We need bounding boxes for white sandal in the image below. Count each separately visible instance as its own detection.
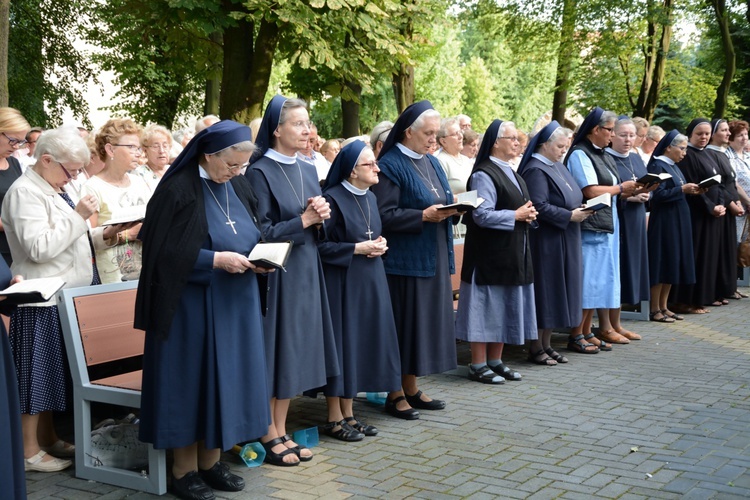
[24,450,72,472]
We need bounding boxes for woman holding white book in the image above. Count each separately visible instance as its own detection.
[2,126,128,473]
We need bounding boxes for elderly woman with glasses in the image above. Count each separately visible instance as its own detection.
[436,117,471,195]
[246,95,338,466]
[137,124,173,190]
[0,108,30,266]
[2,126,129,473]
[81,118,152,283]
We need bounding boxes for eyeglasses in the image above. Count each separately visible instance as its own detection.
[357,161,379,170]
[215,155,250,172]
[499,136,520,142]
[288,120,312,129]
[146,143,170,151]
[112,143,143,154]
[3,132,28,148]
[57,161,82,180]
[599,126,614,133]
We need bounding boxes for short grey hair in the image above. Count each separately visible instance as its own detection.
[598,111,618,128]
[647,125,665,141]
[438,118,461,141]
[195,114,220,133]
[614,118,635,133]
[408,109,441,133]
[671,134,688,147]
[540,126,573,148]
[142,124,173,147]
[370,120,393,149]
[278,98,308,126]
[34,126,90,165]
[214,141,256,157]
[496,121,516,140]
[632,117,649,131]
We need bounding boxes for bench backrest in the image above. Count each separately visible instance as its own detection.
[74,288,143,366]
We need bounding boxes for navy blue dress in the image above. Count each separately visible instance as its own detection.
[139,179,271,451]
[316,184,401,398]
[647,158,695,286]
[247,156,339,399]
[521,156,583,329]
[0,259,25,499]
[609,151,650,304]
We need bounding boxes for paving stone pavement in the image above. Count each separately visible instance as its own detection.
[27,287,750,499]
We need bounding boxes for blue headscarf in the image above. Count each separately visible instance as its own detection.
[646,129,680,170]
[473,119,503,171]
[322,140,368,192]
[160,120,252,184]
[250,95,288,165]
[564,106,604,163]
[378,100,435,160]
[517,120,561,174]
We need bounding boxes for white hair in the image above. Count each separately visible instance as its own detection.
[34,126,90,165]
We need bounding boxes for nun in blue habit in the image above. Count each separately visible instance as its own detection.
[246,95,338,463]
[455,119,538,384]
[646,129,698,321]
[518,121,587,364]
[370,100,458,419]
[313,140,401,440]
[136,120,272,497]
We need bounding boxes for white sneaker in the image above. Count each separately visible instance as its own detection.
[24,450,72,472]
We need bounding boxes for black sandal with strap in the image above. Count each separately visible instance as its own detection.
[584,333,612,351]
[280,434,312,462]
[568,334,599,354]
[344,416,378,436]
[544,347,568,364]
[528,349,557,366]
[321,420,364,442]
[261,437,299,467]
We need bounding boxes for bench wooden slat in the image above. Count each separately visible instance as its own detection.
[91,370,143,391]
[74,289,144,366]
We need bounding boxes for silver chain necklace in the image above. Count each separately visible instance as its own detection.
[202,179,237,234]
[408,157,440,198]
[274,159,305,211]
[351,192,373,240]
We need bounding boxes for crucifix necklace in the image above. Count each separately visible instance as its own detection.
[274,160,305,212]
[618,155,638,181]
[546,163,572,190]
[352,193,373,240]
[203,179,237,234]
[409,157,440,198]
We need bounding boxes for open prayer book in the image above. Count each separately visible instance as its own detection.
[698,174,721,189]
[637,172,672,187]
[248,241,292,271]
[583,192,612,212]
[102,206,147,226]
[436,190,485,211]
[0,277,65,304]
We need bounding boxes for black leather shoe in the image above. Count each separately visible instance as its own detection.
[405,390,446,410]
[385,395,420,420]
[199,462,245,492]
[171,471,215,500]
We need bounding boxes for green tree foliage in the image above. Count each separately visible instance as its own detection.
[8,0,94,127]
[414,19,465,117]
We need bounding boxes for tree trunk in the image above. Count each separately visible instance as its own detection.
[341,81,361,137]
[0,0,9,106]
[220,16,279,122]
[641,0,673,120]
[634,0,658,116]
[392,64,415,113]
[204,31,222,116]
[551,0,576,124]
[712,0,735,118]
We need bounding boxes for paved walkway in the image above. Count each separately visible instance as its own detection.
[27,288,750,499]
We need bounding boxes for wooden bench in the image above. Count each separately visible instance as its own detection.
[57,281,166,495]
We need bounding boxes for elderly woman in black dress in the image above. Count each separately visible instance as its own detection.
[647,130,701,321]
[519,121,590,364]
[371,100,459,419]
[316,141,401,440]
[137,121,273,499]
[247,96,338,463]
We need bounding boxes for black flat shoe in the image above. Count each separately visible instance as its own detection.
[199,462,245,492]
[344,416,379,436]
[260,437,299,467]
[385,396,420,420]
[490,362,522,381]
[321,420,364,442]
[171,471,215,500]
[404,390,446,410]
